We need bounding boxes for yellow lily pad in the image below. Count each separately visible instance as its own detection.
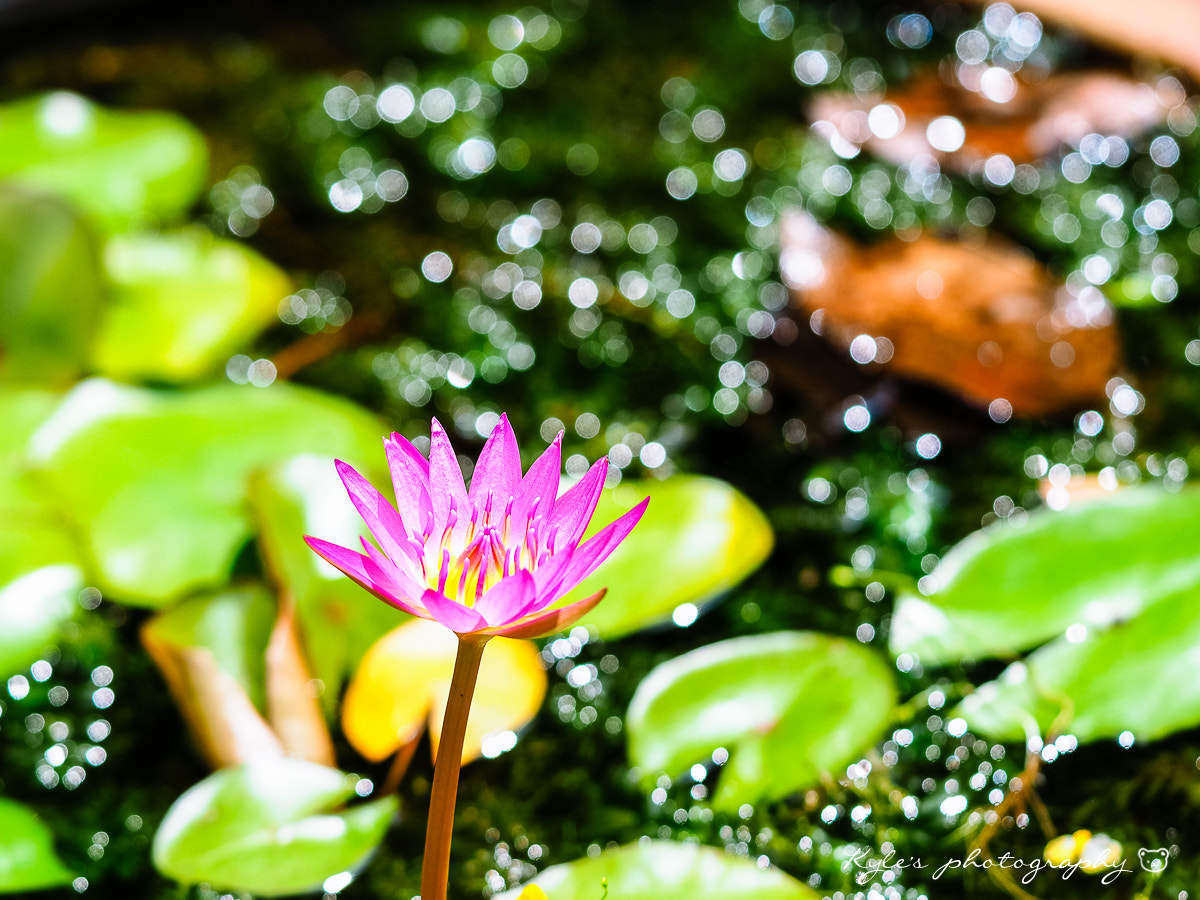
[342,618,547,764]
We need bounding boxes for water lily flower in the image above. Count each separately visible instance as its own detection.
[305,414,647,640]
[307,413,645,900]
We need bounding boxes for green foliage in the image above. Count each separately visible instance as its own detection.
[627,632,897,811]
[32,379,386,604]
[92,228,292,382]
[0,92,207,231]
[958,584,1200,743]
[151,760,396,896]
[0,187,104,387]
[494,840,819,900]
[0,798,74,892]
[571,476,775,638]
[890,487,1200,664]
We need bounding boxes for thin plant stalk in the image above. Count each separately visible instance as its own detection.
[420,635,491,900]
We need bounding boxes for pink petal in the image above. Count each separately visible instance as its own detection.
[358,536,428,601]
[468,413,522,508]
[538,497,649,604]
[474,569,537,627]
[428,418,469,531]
[512,432,562,527]
[546,457,608,550]
[334,460,420,566]
[304,536,428,618]
[420,589,489,634]
[384,433,433,536]
[482,589,607,639]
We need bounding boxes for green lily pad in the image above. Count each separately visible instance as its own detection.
[494,840,818,900]
[250,455,401,708]
[0,388,61,516]
[957,585,1200,744]
[0,187,104,387]
[152,759,395,897]
[627,631,897,811]
[0,524,83,678]
[570,476,774,639]
[0,798,74,892]
[890,488,1200,665]
[31,379,386,605]
[91,228,292,383]
[0,92,207,230]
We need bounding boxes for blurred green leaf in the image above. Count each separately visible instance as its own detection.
[627,632,896,811]
[152,759,395,897]
[0,92,207,230]
[250,456,400,708]
[0,524,82,678]
[0,798,74,892]
[889,488,1200,665]
[0,388,60,516]
[569,476,774,638]
[0,187,104,387]
[494,840,818,900]
[957,585,1200,744]
[32,379,386,605]
[91,228,292,383]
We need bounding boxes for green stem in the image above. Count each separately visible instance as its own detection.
[420,635,490,900]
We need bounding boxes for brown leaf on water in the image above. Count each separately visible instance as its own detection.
[809,69,1175,171]
[964,0,1200,83]
[780,210,1121,417]
[141,629,285,769]
[265,597,336,766]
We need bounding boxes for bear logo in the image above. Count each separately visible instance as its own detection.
[1138,848,1170,872]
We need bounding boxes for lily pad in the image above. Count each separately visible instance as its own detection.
[493,840,818,900]
[152,759,395,897]
[342,617,546,764]
[890,488,1200,665]
[91,228,292,382]
[0,92,207,230]
[0,798,74,892]
[627,631,896,811]
[250,455,400,706]
[0,524,83,678]
[568,476,774,639]
[957,585,1200,744]
[0,187,104,387]
[31,379,386,605]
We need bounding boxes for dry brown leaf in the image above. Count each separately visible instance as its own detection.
[141,630,285,769]
[966,0,1200,82]
[809,69,1172,170]
[780,210,1120,417]
[265,597,336,766]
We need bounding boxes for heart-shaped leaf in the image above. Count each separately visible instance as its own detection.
[568,476,774,639]
[493,840,818,900]
[152,759,395,897]
[31,378,386,605]
[250,455,401,708]
[0,187,104,387]
[342,617,546,765]
[889,488,1200,665]
[0,798,73,892]
[627,631,896,811]
[0,92,207,231]
[957,585,1200,744]
[91,228,292,383]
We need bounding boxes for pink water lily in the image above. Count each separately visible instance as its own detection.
[305,414,647,639]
